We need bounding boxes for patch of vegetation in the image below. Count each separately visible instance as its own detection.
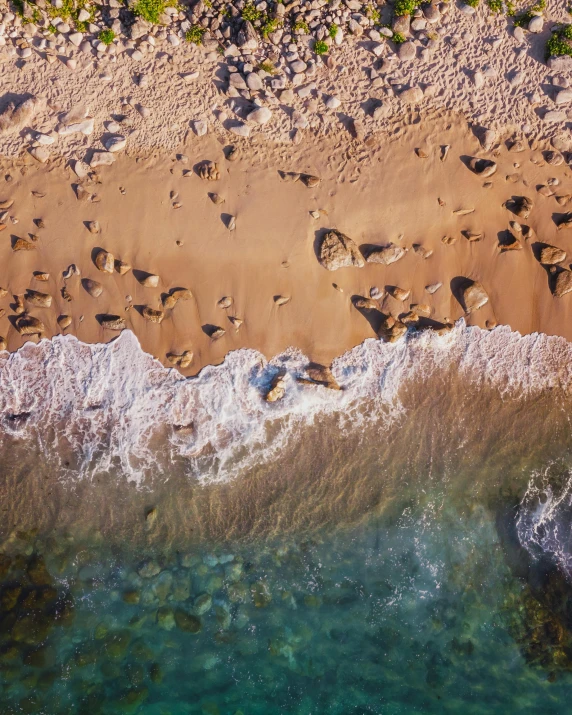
[465,0,480,7]
[393,0,417,16]
[258,60,276,73]
[366,4,380,24]
[545,24,572,59]
[314,39,328,54]
[186,24,206,43]
[47,23,57,33]
[293,20,310,33]
[241,2,262,22]
[487,0,503,12]
[329,23,338,39]
[132,0,168,24]
[392,31,406,43]
[98,28,115,44]
[261,17,281,37]
[514,0,545,27]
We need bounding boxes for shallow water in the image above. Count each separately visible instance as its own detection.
[2,324,572,713]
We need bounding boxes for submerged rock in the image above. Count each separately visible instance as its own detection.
[266,374,286,402]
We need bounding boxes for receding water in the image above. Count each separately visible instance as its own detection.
[2,325,572,713]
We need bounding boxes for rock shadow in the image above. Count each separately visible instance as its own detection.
[450,276,474,312]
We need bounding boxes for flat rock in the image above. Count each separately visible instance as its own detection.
[142,306,164,323]
[247,107,272,125]
[82,278,103,298]
[366,243,407,265]
[103,135,126,153]
[400,87,423,104]
[318,229,365,270]
[29,147,49,163]
[539,244,566,265]
[461,281,488,313]
[100,315,126,331]
[90,151,115,168]
[553,270,572,297]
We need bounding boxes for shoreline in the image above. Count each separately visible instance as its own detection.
[0,109,571,374]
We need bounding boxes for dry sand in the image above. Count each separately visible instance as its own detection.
[0,108,571,374]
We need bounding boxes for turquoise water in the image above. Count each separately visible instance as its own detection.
[2,483,572,714]
[2,326,572,712]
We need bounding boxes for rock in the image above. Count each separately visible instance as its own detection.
[504,195,532,219]
[95,250,114,273]
[29,147,50,163]
[0,337,6,351]
[389,286,410,302]
[82,279,103,298]
[425,282,442,294]
[247,107,272,125]
[468,157,497,177]
[100,315,126,331]
[318,230,365,270]
[400,86,423,104]
[217,296,233,309]
[354,298,378,310]
[193,593,212,615]
[398,42,416,62]
[553,269,572,297]
[12,237,35,251]
[167,350,193,369]
[557,213,572,230]
[266,374,286,402]
[86,221,100,234]
[90,151,115,168]
[528,15,543,33]
[300,174,320,188]
[57,315,72,329]
[15,314,45,337]
[473,70,484,89]
[539,244,566,265]
[198,161,219,181]
[379,315,407,343]
[209,327,225,340]
[366,243,407,265]
[301,364,341,390]
[193,120,207,136]
[174,610,201,634]
[25,290,51,308]
[460,281,488,313]
[480,128,497,151]
[104,136,126,153]
[555,90,572,106]
[229,123,251,137]
[139,273,159,288]
[325,96,341,110]
[546,151,564,166]
[0,96,43,135]
[548,56,572,72]
[142,307,164,323]
[57,118,94,136]
[544,110,567,123]
[115,260,131,275]
[72,160,89,179]
[274,295,290,306]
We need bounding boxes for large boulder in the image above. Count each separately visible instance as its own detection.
[539,244,566,265]
[318,230,365,270]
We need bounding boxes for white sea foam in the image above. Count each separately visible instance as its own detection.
[0,321,571,484]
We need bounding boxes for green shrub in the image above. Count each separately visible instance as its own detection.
[241,2,261,22]
[293,20,310,33]
[98,28,115,44]
[186,25,206,43]
[314,39,328,54]
[366,4,380,23]
[329,23,338,38]
[258,60,276,73]
[487,0,503,12]
[261,17,281,37]
[392,31,406,43]
[465,0,479,7]
[132,0,167,24]
[545,24,572,59]
[514,0,546,27]
[393,0,417,16]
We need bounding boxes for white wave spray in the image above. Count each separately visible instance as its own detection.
[0,321,571,484]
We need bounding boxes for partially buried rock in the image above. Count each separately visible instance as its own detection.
[15,314,45,337]
[217,296,233,309]
[167,350,193,368]
[139,273,160,288]
[82,278,103,298]
[366,243,407,265]
[468,158,497,178]
[266,374,286,402]
[12,237,35,251]
[174,610,201,634]
[100,315,126,331]
[103,135,126,153]
[504,196,532,219]
[354,297,379,310]
[58,315,72,329]
[115,259,131,275]
[388,286,410,302]
[25,290,52,308]
[274,295,290,306]
[86,220,100,234]
[426,282,442,294]
[318,229,365,271]
[552,269,572,297]
[302,364,341,390]
[300,174,320,188]
[142,306,164,323]
[539,244,566,265]
[557,213,572,231]
[198,161,219,181]
[460,280,488,313]
[0,337,6,351]
[95,249,114,273]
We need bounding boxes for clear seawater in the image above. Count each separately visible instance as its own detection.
[2,325,572,713]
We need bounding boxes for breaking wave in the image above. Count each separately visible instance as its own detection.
[0,320,571,484]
